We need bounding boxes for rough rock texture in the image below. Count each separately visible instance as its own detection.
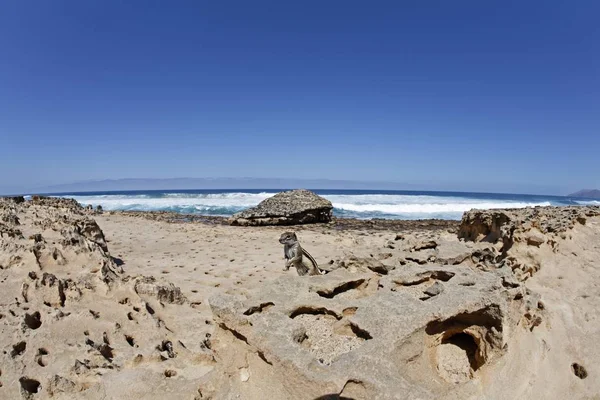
[229,189,333,226]
[458,206,600,280]
[200,265,527,399]
[0,198,213,399]
[197,206,600,399]
[458,206,600,246]
[29,195,82,210]
[1,196,26,204]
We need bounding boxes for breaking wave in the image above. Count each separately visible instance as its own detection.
[61,191,564,220]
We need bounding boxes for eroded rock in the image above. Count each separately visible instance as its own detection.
[229,189,333,226]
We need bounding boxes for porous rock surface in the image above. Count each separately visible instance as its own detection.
[0,197,212,399]
[201,205,600,399]
[229,189,333,226]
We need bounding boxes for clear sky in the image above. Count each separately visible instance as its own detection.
[1,1,598,195]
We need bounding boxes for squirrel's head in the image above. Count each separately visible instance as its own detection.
[279,231,298,245]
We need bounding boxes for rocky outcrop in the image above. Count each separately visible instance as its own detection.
[0,198,205,400]
[458,206,600,280]
[134,276,187,304]
[199,264,536,399]
[0,196,25,204]
[229,189,333,226]
[30,195,82,210]
[458,206,600,246]
[198,206,600,399]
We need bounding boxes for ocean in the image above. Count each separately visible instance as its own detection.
[44,189,599,221]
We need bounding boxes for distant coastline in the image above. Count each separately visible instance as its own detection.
[569,189,600,199]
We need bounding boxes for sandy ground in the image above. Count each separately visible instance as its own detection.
[95,214,437,321]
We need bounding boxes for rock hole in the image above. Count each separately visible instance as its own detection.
[19,377,41,394]
[257,350,272,365]
[243,302,275,316]
[98,344,114,361]
[316,279,366,299]
[58,281,66,307]
[89,310,100,319]
[572,363,588,379]
[11,341,27,357]
[125,335,135,347]
[127,312,134,321]
[159,340,175,358]
[426,305,504,383]
[349,323,372,340]
[35,348,49,367]
[145,303,155,315]
[397,271,456,287]
[442,333,480,371]
[289,306,341,320]
[24,311,42,329]
[164,369,177,377]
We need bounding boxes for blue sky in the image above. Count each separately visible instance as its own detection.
[1,1,598,195]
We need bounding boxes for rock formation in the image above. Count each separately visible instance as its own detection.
[2,198,599,399]
[229,189,333,226]
[199,205,600,399]
[0,197,212,399]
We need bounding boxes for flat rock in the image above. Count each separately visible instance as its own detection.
[435,241,472,265]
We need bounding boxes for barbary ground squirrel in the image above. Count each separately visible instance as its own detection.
[279,231,323,276]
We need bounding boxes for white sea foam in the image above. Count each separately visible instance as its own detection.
[67,192,276,213]
[575,200,600,206]
[331,201,551,214]
[63,192,556,220]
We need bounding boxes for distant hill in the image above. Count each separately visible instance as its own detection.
[569,189,600,199]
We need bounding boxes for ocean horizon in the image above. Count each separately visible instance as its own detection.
[40,189,600,221]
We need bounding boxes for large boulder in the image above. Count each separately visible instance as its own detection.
[229,189,333,226]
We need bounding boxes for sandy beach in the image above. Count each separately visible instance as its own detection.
[1,196,599,399]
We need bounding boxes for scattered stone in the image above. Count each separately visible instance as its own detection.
[525,231,546,247]
[134,277,187,304]
[412,239,438,251]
